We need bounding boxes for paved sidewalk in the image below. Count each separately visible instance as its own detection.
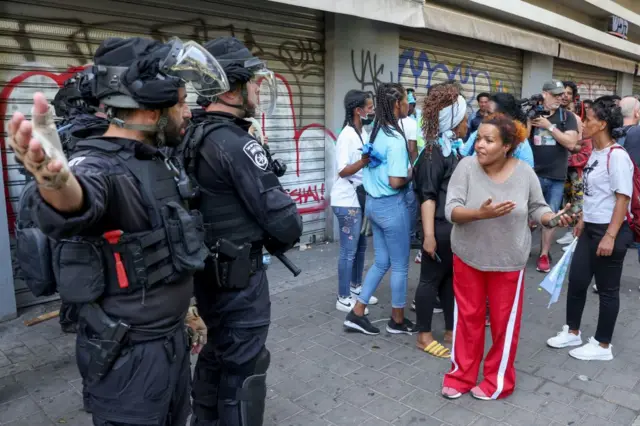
[1,237,640,425]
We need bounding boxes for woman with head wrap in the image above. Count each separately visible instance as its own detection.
[442,114,573,401]
[459,93,535,168]
[412,84,467,358]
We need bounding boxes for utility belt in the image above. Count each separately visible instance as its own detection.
[78,303,185,385]
[211,239,264,290]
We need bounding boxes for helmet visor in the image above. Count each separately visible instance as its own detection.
[251,64,277,117]
[164,39,230,99]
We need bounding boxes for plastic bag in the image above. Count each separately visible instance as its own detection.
[540,237,578,307]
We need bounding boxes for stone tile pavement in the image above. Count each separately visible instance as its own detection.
[1,235,640,425]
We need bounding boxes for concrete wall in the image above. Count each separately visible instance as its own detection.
[522,52,554,98]
[324,13,399,240]
[617,72,635,96]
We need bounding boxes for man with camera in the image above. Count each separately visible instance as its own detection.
[531,80,580,272]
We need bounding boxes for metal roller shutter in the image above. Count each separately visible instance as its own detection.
[1,0,326,308]
[399,28,523,118]
[634,76,640,97]
[553,59,617,101]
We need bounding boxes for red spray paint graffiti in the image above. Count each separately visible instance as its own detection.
[1,68,334,232]
[261,73,335,215]
[0,66,87,234]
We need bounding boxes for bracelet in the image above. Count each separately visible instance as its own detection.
[606,231,616,239]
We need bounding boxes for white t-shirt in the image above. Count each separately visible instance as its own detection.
[330,126,368,208]
[582,144,634,224]
[399,117,417,141]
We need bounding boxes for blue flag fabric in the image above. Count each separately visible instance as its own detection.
[540,237,578,308]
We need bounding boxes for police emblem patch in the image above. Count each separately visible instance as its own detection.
[243,141,268,170]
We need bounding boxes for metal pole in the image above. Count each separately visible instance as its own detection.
[0,156,17,322]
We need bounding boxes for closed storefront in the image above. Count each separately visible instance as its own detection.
[1,0,326,308]
[399,28,524,118]
[634,75,640,97]
[553,59,617,101]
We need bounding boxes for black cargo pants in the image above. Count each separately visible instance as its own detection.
[76,325,191,425]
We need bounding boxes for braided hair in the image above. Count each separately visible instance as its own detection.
[370,83,407,144]
[420,83,460,155]
[343,90,372,141]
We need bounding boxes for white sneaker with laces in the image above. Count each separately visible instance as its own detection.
[557,231,574,245]
[336,296,368,315]
[351,285,378,305]
[569,337,613,361]
[547,325,583,349]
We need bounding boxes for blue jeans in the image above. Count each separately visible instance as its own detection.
[333,207,367,297]
[358,192,411,308]
[538,176,565,212]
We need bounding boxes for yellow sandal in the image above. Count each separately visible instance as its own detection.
[422,341,450,358]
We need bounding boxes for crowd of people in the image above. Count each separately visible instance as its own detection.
[330,78,640,400]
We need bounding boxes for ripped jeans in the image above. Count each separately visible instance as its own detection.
[333,207,367,298]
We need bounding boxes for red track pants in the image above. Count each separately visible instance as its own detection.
[443,255,525,399]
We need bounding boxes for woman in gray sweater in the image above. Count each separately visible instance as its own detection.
[441,113,573,401]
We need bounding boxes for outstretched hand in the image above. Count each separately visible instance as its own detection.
[478,197,516,220]
[8,93,68,188]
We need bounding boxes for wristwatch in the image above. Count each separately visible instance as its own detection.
[548,124,557,132]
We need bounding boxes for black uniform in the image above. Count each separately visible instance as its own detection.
[188,110,303,426]
[23,136,206,425]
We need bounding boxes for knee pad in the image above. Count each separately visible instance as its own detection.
[218,347,271,426]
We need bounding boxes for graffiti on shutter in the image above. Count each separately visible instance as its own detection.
[398,30,523,120]
[1,6,332,245]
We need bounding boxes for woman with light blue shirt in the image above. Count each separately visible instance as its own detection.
[343,83,414,336]
[460,93,535,168]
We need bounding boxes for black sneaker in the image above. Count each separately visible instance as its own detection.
[386,318,415,335]
[344,311,380,335]
[433,298,443,314]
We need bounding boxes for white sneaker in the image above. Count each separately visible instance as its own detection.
[569,337,613,361]
[351,285,378,305]
[336,296,368,315]
[557,231,574,245]
[562,245,571,252]
[547,325,583,349]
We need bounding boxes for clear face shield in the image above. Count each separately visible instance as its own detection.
[245,58,277,117]
[160,38,230,102]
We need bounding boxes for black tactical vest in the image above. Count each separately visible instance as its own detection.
[181,121,265,248]
[15,138,209,304]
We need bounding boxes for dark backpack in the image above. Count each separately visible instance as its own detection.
[607,146,640,242]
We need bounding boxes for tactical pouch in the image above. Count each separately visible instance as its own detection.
[161,201,208,273]
[214,240,253,290]
[14,226,57,297]
[54,239,106,303]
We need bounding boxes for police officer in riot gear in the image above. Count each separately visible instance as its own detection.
[8,36,228,425]
[183,37,303,426]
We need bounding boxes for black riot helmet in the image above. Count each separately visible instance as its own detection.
[198,36,277,116]
[52,69,99,119]
[91,36,229,145]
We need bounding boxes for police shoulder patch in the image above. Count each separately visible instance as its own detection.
[243,140,268,171]
[68,157,86,168]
